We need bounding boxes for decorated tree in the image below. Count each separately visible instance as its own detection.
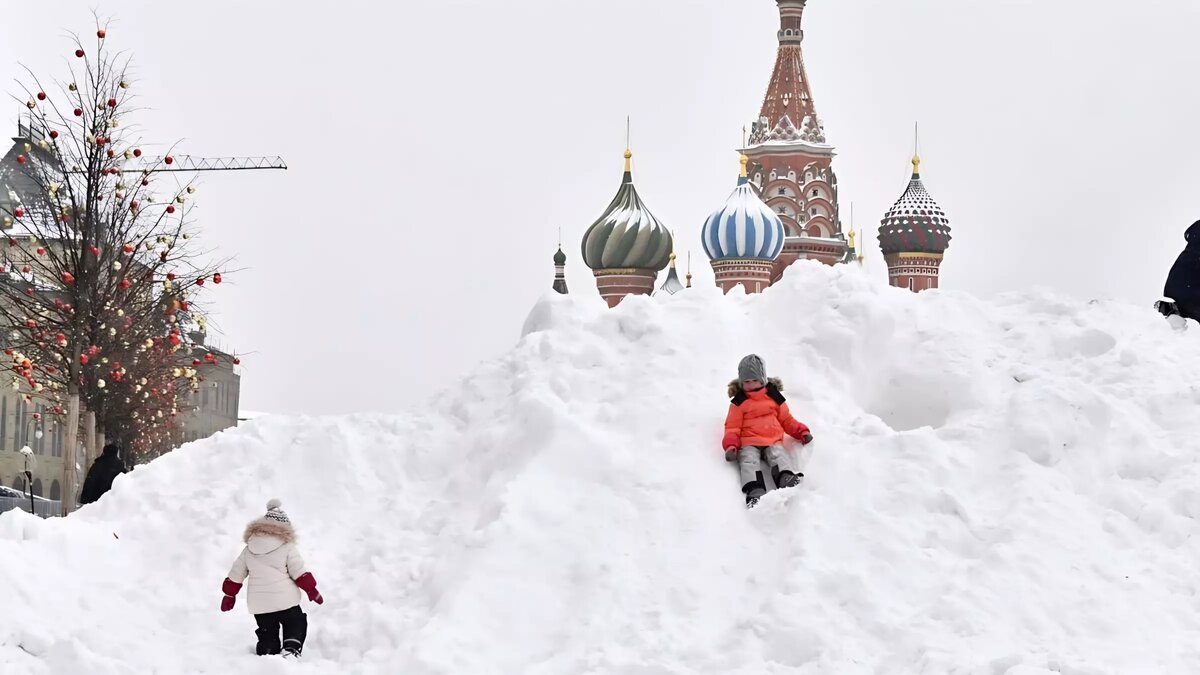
[0,22,236,512]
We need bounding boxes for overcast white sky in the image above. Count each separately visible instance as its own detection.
[2,0,1198,415]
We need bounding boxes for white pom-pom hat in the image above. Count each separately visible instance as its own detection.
[263,498,290,524]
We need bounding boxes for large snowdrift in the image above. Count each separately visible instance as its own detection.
[2,262,1199,674]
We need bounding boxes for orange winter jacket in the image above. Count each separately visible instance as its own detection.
[722,378,811,450]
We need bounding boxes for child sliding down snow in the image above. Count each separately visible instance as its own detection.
[220,500,325,658]
[723,354,814,507]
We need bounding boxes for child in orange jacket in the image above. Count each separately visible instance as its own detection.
[722,354,813,507]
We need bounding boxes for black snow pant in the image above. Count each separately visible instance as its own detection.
[254,605,307,656]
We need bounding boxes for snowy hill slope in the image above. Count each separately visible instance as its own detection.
[3,262,1200,674]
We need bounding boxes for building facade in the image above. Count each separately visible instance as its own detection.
[562,0,955,305]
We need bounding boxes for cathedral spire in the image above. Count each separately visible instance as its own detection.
[752,0,818,142]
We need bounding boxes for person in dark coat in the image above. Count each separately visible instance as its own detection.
[79,443,127,505]
[1163,221,1200,322]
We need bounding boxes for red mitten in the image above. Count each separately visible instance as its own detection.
[721,431,740,453]
[221,578,242,612]
[787,421,812,444]
[295,572,323,605]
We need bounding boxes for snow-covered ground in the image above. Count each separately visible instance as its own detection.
[2,261,1199,674]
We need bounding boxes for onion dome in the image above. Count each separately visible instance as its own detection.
[656,252,685,295]
[553,246,567,266]
[581,150,672,271]
[702,154,786,261]
[878,155,952,255]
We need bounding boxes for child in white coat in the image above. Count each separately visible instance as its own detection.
[220,499,325,657]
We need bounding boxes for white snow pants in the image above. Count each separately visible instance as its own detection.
[738,444,797,496]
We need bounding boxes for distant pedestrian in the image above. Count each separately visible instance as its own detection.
[79,443,126,505]
[1162,220,1200,322]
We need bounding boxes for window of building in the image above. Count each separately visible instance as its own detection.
[50,480,60,501]
[811,190,819,197]
[32,478,42,497]
[908,278,914,291]
[777,188,786,196]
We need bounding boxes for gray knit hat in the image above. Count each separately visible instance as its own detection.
[738,354,767,384]
[263,498,290,524]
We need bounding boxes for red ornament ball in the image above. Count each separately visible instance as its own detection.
[233,358,241,365]
[49,130,58,140]
[75,49,85,58]
[14,208,24,218]
[164,156,174,165]
[36,92,46,101]
[97,29,106,38]
[133,148,142,158]
[213,273,223,284]
[74,108,83,117]
[16,155,26,165]
[166,205,176,214]
[107,98,117,108]
[122,244,134,253]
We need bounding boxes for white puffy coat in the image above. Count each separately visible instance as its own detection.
[227,518,308,615]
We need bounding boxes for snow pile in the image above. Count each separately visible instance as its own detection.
[2,261,1200,674]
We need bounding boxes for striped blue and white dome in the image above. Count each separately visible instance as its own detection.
[701,158,786,262]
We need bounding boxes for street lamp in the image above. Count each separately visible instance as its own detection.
[19,445,35,515]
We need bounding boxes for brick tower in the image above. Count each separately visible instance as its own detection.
[877,154,952,292]
[740,0,848,282]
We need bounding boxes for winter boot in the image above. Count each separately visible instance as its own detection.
[776,471,803,489]
[745,487,765,508]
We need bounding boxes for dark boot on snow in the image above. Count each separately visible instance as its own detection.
[776,471,803,489]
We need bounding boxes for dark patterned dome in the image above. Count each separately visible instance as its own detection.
[877,156,951,255]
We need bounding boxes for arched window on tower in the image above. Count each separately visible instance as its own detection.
[32,478,42,497]
[50,480,60,501]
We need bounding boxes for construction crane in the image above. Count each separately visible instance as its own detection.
[116,155,287,173]
[11,117,287,175]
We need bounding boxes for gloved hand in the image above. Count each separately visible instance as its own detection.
[724,448,738,462]
[221,578,242,612]
[295,572,324,605]
[800,432,813,445]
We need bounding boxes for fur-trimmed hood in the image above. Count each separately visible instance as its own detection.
[243,518,296,554]
[728,377,784,399]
